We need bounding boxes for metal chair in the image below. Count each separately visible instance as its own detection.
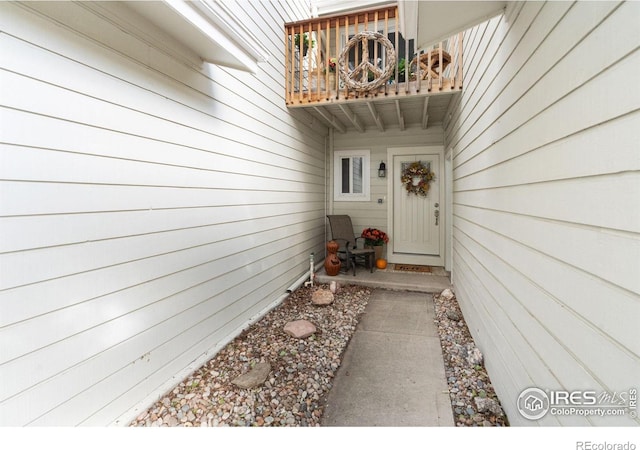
[326,215,375,276]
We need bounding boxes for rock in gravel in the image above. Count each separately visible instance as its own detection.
[440,288,455,301]
[446,310,461,321]
[165,415,179,427]
[474,397,504,416]
[311,289,334,306]
[284,319,317,338]
[466,345,483,366]
[231,362,271,389]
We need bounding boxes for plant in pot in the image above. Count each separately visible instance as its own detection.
[324,57,338,89]
[294,32,314,56]
[361,228,389,263]
[390,58,416,84]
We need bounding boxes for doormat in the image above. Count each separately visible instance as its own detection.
[393,264,432,273]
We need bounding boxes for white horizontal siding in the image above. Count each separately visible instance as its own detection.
[0,0,326,425]
[445,1,640,426]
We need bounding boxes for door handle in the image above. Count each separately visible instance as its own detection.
[434,209,440,226]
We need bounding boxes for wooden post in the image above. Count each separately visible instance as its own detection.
[298,23,303,103]
[438,42,443,90]
[404,27,409,94]
[416,48,421,92]
[315,20,321,101]
[285,26,289,104]
[394,7,398,95]
[354,13,359,98]
[457,32,463,90]
[385,8,389,96]
[325,18,330,100]
[344,15,349,100]
[336,17,340,99]
[427,44,432,92]
[307,21,312,102]
[373,10,378,97]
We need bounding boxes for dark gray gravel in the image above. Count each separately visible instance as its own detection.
[433,289,509,426]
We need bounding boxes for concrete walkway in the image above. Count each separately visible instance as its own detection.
[321,289,454,426]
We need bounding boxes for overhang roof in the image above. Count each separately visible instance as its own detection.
[400,1,507,49]
[125,0,269,73]
[312,1,507,50]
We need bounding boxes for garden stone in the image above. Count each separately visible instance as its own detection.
[466,345,483,366]
[284,320,317,338]
[446,310,461,321]
[440,288,455,300]
[474,397,504,416]
[311,289,334,306]
[231,362,271,389]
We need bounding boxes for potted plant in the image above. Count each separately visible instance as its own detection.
[390,58,416,83]
[324,57,337,89]
[326,57,336,73]
[294,33,314,56]
[361,228,389,262]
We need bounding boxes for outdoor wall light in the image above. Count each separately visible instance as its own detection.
[378,161,386,178]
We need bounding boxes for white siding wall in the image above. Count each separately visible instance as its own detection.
[0,0,327,426]
[330,127,444,255]
[444,1,640,425]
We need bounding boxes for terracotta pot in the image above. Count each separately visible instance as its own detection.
[373,245,383,261]
[328,72,339,91]
[324,240,341,276]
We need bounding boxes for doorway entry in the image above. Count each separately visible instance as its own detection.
[387,146,444,266]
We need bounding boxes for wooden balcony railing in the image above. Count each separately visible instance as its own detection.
[285,5,463,106]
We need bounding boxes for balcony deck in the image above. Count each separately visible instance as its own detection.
[284,4,463,132]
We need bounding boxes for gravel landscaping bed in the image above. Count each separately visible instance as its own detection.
[129,283,508,427]
[433,289,509,427]
[129,283,370,427]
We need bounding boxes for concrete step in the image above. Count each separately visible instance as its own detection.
[314,265,451,293]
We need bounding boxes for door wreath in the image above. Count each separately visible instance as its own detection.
[401,161,435,196]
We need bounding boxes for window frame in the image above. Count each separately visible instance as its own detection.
[333,149,371,202]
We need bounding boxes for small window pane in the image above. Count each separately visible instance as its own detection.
[341,158,350,193]
[333,149,370,202]
[352,157,363,194]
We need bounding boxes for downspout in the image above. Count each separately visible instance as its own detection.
[327,127,334,222]
[286,256,324,293]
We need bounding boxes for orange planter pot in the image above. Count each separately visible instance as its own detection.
[376,258,387,270]
[324,240,341,276]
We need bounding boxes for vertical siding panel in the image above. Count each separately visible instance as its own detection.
[446,0,640,426]
[0,0,326,425]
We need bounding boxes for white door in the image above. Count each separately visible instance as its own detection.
[389,150,442,265]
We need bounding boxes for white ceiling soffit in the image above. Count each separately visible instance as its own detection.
[312,0,396,16]
[400,1,507,49]
[126,0,269,73]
